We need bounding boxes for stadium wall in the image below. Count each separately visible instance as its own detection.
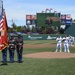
[65,23,75,37]
[23,34,65,40]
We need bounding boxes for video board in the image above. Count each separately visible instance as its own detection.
[26,15,36,25]
[36,13,60,27]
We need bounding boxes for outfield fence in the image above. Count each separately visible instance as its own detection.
[23,34,65,40]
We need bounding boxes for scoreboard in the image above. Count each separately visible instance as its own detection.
[36,13,60,27]
[26,15,36,25]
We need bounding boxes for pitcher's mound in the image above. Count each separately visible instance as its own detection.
[23,52,75,59]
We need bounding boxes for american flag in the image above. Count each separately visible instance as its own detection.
[46,8,49,10]
[0,0,4,32]
[0,0,8,51]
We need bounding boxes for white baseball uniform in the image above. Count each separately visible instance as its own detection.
[63,37,70,53]
[68,36,72,46]
[56,37,62,52]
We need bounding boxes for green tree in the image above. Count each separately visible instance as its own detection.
[11,22,17,29]
[16,26,22,32]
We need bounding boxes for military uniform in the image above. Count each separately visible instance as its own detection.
[2,47,7,63]
[8,36,16,63]
[16,34,23,63]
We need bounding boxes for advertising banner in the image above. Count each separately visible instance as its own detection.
[26,15,36,25]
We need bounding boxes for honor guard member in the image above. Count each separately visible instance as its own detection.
[8,35,16,63]
[16,34,24,63]
[0,32,8,65]
[2,47,8,65]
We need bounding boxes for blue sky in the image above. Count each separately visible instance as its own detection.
[2,0,75,27]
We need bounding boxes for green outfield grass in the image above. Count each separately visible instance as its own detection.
[24,40,56,44]
[0,40,75,75]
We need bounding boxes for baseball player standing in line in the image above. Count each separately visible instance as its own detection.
[71,36,75,46]
[56,35,62,52]
[63,35,70,53]
[68,35,72,46]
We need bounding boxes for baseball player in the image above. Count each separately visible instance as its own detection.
[63,35,70,53]
[68,35,72,46]
[56,35,62,52]
[71,36,75,46]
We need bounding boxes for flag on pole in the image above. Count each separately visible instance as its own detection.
[54,11,57,16]
[0,0,8,51]
[50,8,53,10]
[42,11,44,13]
[49,8,53,13]
[45,8,49,13]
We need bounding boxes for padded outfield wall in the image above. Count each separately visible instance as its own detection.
[23,34,65,40]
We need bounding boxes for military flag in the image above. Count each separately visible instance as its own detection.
[0,0,8,51]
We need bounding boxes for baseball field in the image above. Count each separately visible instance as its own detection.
[0,40,75,75]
